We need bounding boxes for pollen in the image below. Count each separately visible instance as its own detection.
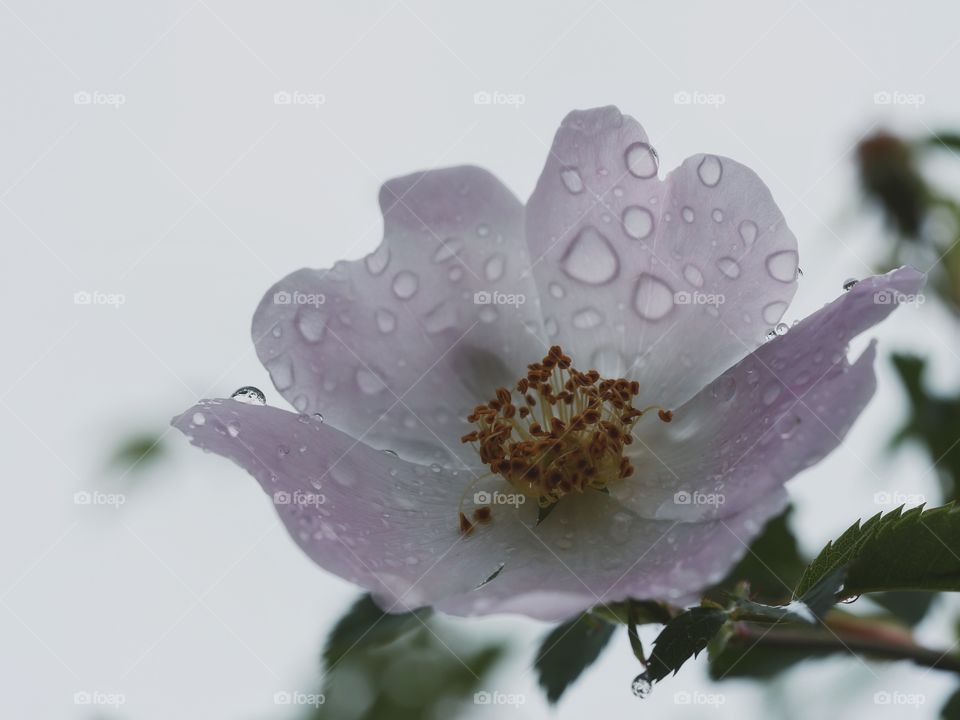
[459,345,672,529]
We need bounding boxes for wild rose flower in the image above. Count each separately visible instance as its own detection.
[173,106,922,621]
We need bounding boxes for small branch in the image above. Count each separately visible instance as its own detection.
[732,618,960,674]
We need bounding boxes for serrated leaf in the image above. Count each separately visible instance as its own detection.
[323,594,430,669]
[645,607,728,683]
[535,613,615,704]
[797,504,960,601]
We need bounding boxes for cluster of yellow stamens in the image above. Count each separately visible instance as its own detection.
[457,345,672,534]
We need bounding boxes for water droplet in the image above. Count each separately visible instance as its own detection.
[775,413,801,439]
[549,282,565,299]
[382,449,398,457]
[227,421,241,438]
[484,253,506,282]
[478,306,498,323]
[364,244,390,275]
[697,155,723,187]
[448,266,463,282]
[681,206,695,223]
[711,208,724,223]
[624,142,659,178]
[572,307,604,329]
[714,375,736,402]
[766,250,799,283]
[561,226,619,285]
[296,308,327,343]
[842,278,858,292]
[631,673,652,699]
[392,271,419,299]
[560,166,585,193]
[432,238,462,263]
[192,412,205,425]
[762,383,782,405]
[271,326,282,338]
[738,220,758,246]
[633,274,674,320]
[375,308,396,334]
[775,322,789,336]
[313,413,324,423]
[591,346,626,376]
[683,264,704,287]
[717,257,741,279]
[356,367,386,394]
[265,356,294,391]
[622,206,654,240]
[762,301,788,325]
[231,386,266,405]
[476,224,490,237]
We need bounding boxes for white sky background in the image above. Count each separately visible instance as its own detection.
[2,1,960,718]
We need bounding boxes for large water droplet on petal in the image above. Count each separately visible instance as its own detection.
[762,301,788,325]
[375,308,396,334]
[356,367,386,395]
[738,220,758,246]
[432,238,462,263]
[842,278,858,292]
[484,253,506,282]
[296,307,327,343]
[265,356,294,391]
[716,257,741,279]
[231,386,266,405]
[622,206,654,240]
[697,155,723,186]
[766,250,799,283]
[633,274,674,320]
[561,226,619,285]
[392,271,419,299]
[364,244,390,275]
[560,166,585,194]
[624,142,659,178]
[572,307,604,329]
[683,264,704,287]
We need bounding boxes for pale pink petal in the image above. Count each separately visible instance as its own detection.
[253,166,547,467]
[525,106,798,409]
[616,267,925,521]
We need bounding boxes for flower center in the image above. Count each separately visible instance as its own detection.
[458,345,672,534]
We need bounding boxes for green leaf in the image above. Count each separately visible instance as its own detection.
[942,687,960,719]
[323,594,431,669]
[708,626,840,680]
[645,607,728,683]
[797,504,960,601]
[535,613,615,704]
[590,599,672,626]
[871,591,936,626]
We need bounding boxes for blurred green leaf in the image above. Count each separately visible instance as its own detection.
[535,613,615,704]
[710,507,806,603]
[872,590,936,626]
[943,687,960,719]
[323,594,431,669]
[109,432,166,474]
